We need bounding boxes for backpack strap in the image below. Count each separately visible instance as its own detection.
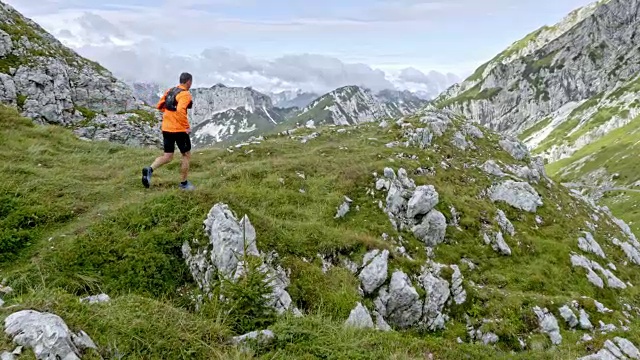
[163,87,184,112]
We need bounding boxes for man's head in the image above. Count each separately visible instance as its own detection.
[180,72,193,89]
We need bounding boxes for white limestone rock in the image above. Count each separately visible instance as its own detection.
[182,203,299,315]
[559,305,578,328]
[483,232,512,256]
[345,302,374,329]
[481,160,506,177]
[232,330,275,345]
[412,210,447,247]
[450,265,467,305]
[488,180,543,213]
[579,309,594,330]
[451,131,469,150]
[420,274,450,330]
[533,306,562,345]
[80,293,110,304]
[407,185,439,218]
[495,209,515,236]
[377,271,423,329]
[358,250,389,294]
[500,138,529,160]
[3,310,96,360]
[578,232,606,259]
[335,196,353,219]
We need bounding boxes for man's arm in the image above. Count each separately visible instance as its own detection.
[156,90,168,112]
[176,92,192,131]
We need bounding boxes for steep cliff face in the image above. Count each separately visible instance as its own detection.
[0,2,160,147]
[132,82,162,107]
[190,84,276,127]
[293,86,426,126]
[434,0,639,153]
[431,0,640,251]
[189,84,288,146]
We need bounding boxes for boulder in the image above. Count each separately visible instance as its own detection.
[376,271,423,329]
[407,185,439,218]
[578,232,606,259]
[481,160,506,177]
[183,203,300,315]
[558,305,578,328]
[358,250,389,294]
[451,131,469,150]
[533,306,562,345]
[419,269,450,331]
[344,303,374,329]
[495,209,515,236]
[4,310,96,360]
[489,180,543,213]
[412,210,447,247]
[499,138,529,160]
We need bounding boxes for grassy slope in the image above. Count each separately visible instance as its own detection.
[547,115,640,235]
[1,106,640,359]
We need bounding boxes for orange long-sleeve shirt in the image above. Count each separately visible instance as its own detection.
[156,84,193,132]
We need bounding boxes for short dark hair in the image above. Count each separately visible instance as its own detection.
[180,72,192,84]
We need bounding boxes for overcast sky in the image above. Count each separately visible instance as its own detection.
[6,0,594,94]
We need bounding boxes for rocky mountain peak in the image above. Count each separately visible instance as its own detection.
[189,83,276,128]
[0,1,161,147]
[293,85,427,127]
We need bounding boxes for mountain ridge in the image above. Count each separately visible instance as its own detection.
[0,1,162,147]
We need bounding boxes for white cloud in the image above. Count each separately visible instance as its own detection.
[5,0,464,94]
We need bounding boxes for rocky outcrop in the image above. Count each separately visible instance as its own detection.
[571,253,627,289]
[182,203,301,316]
[4,310,96,359]
[0,2,159,147]
[533,306,562,345]
[344,302,374,329]
[483,232,512,256]
[488,180,543,213]
[578,232,606,259]
[358,249,389,294]
[375,271,423,329]
[579,337,640,360]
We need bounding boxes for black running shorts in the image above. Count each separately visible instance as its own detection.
[162,131,191,154]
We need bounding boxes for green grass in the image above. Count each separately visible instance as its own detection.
[16,94,27,109]
[533,93,614,154]
[518,117,552,141]
[2,105,640,358]
[565,106,622,144]
[119,109,159,126]
[435,84,502,108]
[74,106,98,122]
[547,114,640,235]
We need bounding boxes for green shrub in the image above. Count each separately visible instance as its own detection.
[219,255,278,334]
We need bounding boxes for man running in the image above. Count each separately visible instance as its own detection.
[141,72,195,190]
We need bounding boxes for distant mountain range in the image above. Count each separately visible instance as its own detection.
[131,82,429,146]
[268,90,319,109]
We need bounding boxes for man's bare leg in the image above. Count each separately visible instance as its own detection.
[142,153,173,188]
[180,152,190,182]
[151,153,174,170]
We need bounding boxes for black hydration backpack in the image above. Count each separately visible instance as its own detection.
[163,87,184,111]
